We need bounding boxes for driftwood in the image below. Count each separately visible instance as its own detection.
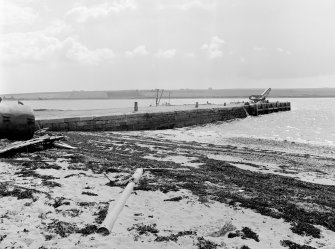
[34,127,50,135]
[97,168,144,235]
[0,135,64,156]
[53,141,77,150]
[143,167,190,171]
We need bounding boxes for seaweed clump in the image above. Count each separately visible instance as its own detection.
[46,220,78,238]
[127,223,159,235]
[281,240,316,249]
[0,184,35,199]
[77,225,98,236]
[94,203,109,224]
[228,227,259,242]
[155,231,195,242]
[196,237,219,249]
[290,222,321,238]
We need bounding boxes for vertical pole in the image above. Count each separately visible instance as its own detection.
[134,102,138,112]
[155,89,159,106]
[158,89,164,105]
[195,102,198,108]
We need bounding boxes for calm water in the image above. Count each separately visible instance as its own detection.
[4,97,335,147]
[142,98,335,147]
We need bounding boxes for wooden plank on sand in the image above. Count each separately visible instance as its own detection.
[0,135,64,156]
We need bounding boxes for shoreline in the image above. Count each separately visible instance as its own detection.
[0,131,334,248]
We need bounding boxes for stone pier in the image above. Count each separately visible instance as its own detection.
[35,102,291,132]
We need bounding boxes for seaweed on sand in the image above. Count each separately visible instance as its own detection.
[0,234,7,242]
[52,197,70,208]
[94,203,109,224]
[77,225,98,236]
[281,240,316,249]
[241,227,259,242]
[15,169,57,180]
[227,227,259,242]
[290,221,321,238]
[42,180,61,188]
[39,132,335,234]
[240,246,251,249]
[196,237,219,249]
[155,231,196,242]
[127,223,159,235]
[46,220,78,238]
[0,183,35,199]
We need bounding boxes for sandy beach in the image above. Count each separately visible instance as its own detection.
[0,130,335,249]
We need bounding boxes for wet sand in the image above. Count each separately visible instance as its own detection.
[0,131,335,248]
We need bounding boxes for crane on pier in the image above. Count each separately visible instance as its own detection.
[249,88,271,103]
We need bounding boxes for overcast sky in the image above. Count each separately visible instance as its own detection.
[1,0,335,94]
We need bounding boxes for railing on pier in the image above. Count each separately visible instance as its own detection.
[245,102,291,116]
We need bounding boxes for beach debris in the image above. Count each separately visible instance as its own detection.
[64,172,87,178]
[0,134,64,157]
[0,102,35,140]
[97,168,144,235]
[163,196,183,202]
[34,127,49,135]
[104,173,133,187]
[53,141,77,150]
[143,167,190,172]
[82,191,98,196]
[208,221,236,237]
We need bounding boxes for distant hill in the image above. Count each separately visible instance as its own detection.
[3,88,335,100]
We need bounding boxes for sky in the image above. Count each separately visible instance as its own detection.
[1,0,335,94]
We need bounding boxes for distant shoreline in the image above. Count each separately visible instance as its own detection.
[3,88,335,100]
[2,96,335,101]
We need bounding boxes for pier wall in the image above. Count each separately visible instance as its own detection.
[36,106,247,132]
[35,102,291,132]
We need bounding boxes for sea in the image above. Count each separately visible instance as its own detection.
[16,97,335,147]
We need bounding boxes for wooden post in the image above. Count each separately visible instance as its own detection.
[155,89,159,106]
[195,102,198,108]
[97,168,144,235]
[134,102,138,112]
